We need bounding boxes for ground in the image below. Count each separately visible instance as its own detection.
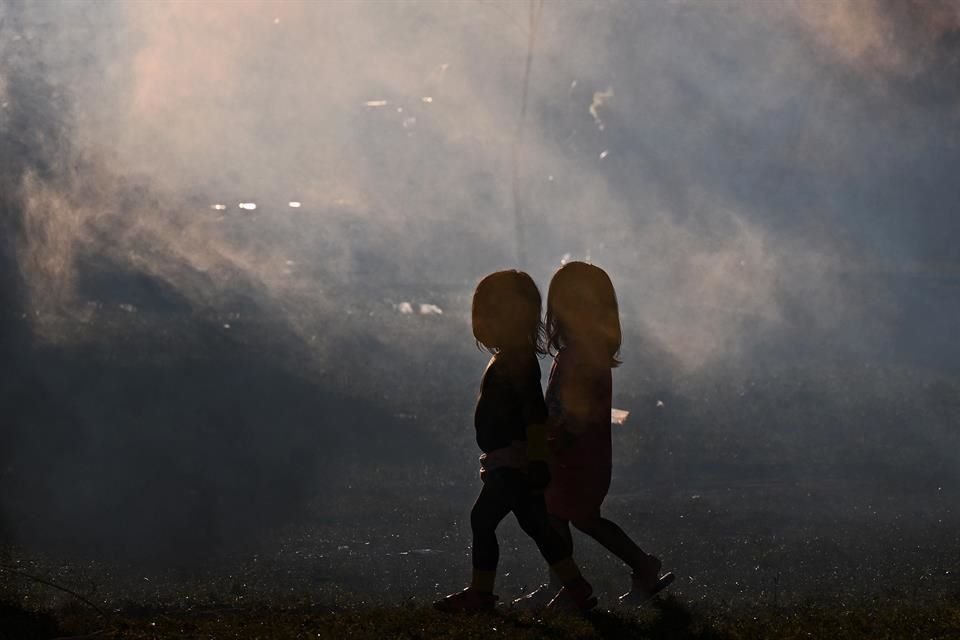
[2,294,959,638]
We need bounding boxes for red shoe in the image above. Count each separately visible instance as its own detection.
[546,579,597,614]
[434,587,498,613]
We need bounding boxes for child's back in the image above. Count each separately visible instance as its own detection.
[475,350,545,469]
[545,345,613,522]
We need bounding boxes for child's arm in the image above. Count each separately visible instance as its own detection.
[551,367,595,435]
[526,421,551,491]
[525,367,551,490]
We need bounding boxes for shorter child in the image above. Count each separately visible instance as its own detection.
[435,270,595,613]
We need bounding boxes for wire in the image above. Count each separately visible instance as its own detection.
[511,0,545,269]
[0,564,106,615]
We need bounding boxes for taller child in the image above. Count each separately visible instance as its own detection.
[541,262,672,604]
[435,270,595,613]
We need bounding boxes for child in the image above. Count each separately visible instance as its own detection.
[435,270,595,613]
[517,262,672,607]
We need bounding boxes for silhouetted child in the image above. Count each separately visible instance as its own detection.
[435,270,595,613]
[515,262,672,608]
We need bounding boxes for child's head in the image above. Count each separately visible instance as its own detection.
[472,270,545,355]
[546,261,621,367]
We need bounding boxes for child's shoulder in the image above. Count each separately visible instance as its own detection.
[557,345,610,370]
[490,351,539,381]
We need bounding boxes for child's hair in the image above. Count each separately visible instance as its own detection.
[472,270,546,355]
[546,261,622,367]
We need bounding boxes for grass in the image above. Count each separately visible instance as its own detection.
[3,595,959,640]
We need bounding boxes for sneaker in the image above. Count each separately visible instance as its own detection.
[511,583,556,610]
[546,578,597,614]
[618,555,675,605]
[434,587,499,613]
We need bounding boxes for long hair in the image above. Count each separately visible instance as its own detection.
[545,261,621,367]
[472,270,546,355]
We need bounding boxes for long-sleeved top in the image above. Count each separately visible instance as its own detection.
[474,351,547,455]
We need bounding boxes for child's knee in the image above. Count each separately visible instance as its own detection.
[471,504,494,534]
[571,516,600,535]
[514,515,541,538]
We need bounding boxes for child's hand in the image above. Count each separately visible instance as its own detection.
[552,430,577,454]
[527,460,551,493]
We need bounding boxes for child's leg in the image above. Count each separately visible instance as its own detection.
[550,515,573,558]
[571,516,649,572]
[513,495,586,587]
[470,480,513,593]
[546,515,571,587]
[572,515,672,603]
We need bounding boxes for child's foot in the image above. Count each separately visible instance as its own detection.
[511,583,556,610]
[545,578,597,614]
[434,587,499,613]
[618,555,675,605]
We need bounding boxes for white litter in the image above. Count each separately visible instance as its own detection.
[288,201,302,208]
[589,87,614,131]
[611,408,630,425]
[419,303,443,315]
[210,204,226,210]
[239,202,257,210]
[365,100,388,107]
[396,302,414,314]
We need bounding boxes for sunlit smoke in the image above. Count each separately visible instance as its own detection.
[6,0,959,369]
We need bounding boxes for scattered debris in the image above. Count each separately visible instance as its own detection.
[611,408,630,425]
[599,150,609,160]
[238,202,257,210]
[288,201,302,208]
[395,302,442,315]
[118,303,136,313]
[590,87,614,130]
[421,96,433,103]
[365,100,388,107]
[210,204,226,210]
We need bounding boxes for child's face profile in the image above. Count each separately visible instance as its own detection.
[547,262,621,362]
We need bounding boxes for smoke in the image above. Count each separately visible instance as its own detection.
[7,0,958,368]
[784,0,960,79]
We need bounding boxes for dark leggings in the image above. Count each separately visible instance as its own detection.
[471,469,570,571]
